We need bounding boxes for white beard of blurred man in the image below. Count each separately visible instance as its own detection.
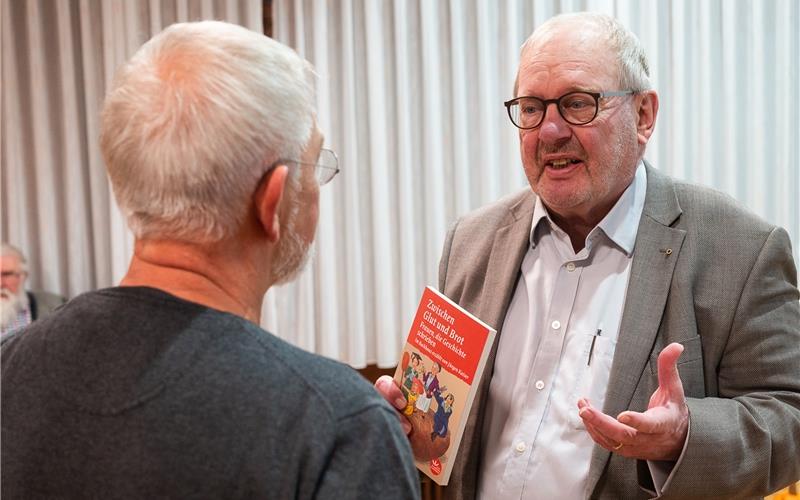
[0,286,29,331]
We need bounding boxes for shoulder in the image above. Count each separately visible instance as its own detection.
[443,188,533,255]
[675,182,774,232]
[451,188,533,233]
[646,166,776,234]
[7,288,394,427]
[232,324,398,425]
[645,167,795,282]
[237,330,418,490]
[649,169,781,245]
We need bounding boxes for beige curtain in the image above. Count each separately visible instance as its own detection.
[272,0,799,367]
[3,0,798,369]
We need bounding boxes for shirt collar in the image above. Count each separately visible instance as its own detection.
[529,161,647,256]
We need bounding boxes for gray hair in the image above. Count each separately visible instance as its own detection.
[1,243,28,273]
[516,12,651,95]
[100,21,316,242]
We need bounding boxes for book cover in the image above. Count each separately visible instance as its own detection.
[393,286,496,486]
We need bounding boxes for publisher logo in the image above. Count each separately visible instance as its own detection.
[429,459,442,475]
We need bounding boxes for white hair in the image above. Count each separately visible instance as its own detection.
[516,12,651,95]
[100,21,316,242]
[1,243,27,273]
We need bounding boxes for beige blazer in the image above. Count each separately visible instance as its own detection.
[438,164,800,499]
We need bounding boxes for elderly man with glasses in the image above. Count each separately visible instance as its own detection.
[2,21,419,499]
[0,243,66,340]
[379,11,799,499]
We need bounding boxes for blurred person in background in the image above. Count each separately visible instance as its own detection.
[1,243,65,340]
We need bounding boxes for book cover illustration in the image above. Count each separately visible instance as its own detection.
[393,286,496,486]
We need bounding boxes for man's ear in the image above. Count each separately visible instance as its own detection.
[636,90,659,145]
[253,165,289,243]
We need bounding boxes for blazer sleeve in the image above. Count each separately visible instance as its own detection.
[438,220,459,293]
[665,226,800,498]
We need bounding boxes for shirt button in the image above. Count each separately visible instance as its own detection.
[515,441,526,453]
[535,380,545,390]
[551,320,561,330]
[566,262,576,272]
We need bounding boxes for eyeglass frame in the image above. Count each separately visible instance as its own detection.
[0,270,27,280]
[272,147,340,186]
[503,90,636,130]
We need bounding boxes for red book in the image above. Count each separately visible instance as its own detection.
[393,286,496,485]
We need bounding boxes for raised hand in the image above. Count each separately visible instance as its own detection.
[577,342,689,461]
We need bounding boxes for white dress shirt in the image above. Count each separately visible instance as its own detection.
[478,163,647,499]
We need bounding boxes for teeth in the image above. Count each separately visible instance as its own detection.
[549,159,579,168]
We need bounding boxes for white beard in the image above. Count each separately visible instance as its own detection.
[0,287,28,329]
[270,205,314,286]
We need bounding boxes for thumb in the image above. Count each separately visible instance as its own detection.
[375,375,407,410]
[657,342,685,397]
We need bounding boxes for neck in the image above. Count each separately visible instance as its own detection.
[120,238,272,324]
[548,210,605,253]
[547,184,631,253]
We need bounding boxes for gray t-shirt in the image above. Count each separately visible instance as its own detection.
[2,287,420,499]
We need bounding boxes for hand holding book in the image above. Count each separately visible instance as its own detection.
[375,287,496,485]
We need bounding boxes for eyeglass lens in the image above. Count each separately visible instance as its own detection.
[315,148,339,185]
[510,92,598,128]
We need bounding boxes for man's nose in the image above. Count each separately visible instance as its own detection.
[537,103,572,144]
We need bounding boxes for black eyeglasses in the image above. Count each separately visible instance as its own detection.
[504,90,635,129]
[278,148,340,185]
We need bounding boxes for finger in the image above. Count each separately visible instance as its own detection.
[582,418,620,451]
[581,413,638,456]
[579,403,638,443]
[617,407,672,434]
[616,408,662,431]
[374,375,407,410]
[657,342,685,396]
[398,414,412,434]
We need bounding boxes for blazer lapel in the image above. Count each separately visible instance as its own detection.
[472,191,535,412]
[452,192,534,499]
[586,165,687,493]
[477,194,535,330]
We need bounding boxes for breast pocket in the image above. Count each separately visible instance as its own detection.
[569,333,617,429]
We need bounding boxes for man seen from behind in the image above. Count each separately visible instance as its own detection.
[1,21,420,499]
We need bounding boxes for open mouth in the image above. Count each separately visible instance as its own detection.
[546,158,582,170]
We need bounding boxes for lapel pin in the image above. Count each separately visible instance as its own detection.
[659,248,673,256]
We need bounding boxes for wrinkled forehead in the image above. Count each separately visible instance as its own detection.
[518,23,619,95]
[1,254,22,271]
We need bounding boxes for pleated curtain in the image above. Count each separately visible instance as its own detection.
[2,0,798,369]
[272,0,799,367]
